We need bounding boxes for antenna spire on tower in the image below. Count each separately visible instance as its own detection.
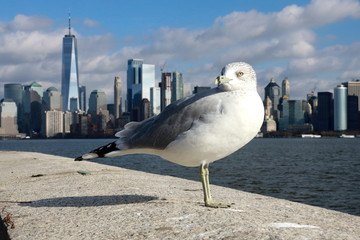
[68,10,71,35]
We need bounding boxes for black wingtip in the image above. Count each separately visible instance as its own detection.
[74,156,83,161]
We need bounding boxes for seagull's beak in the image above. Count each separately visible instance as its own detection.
[215,76,232,85]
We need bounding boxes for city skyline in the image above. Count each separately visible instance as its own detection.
[1,0,360,103]
[1,71,360,137]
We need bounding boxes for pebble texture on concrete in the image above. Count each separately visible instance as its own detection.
[1,151,359,239]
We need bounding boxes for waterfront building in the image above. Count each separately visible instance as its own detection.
[264,96,273,120]
[61,13,80,111]
[141,98,152,120]
[78,112,90,136]
[79,86,86,112]
[343,80,360,111]
[171,71,184,102]
[23,82,43,135]
[97,111,109,132]
[334,84,348,131]
[261,119,277,132]
[160,72,172,111]
[42,110,63,138]
[63,111,73,134]
[347,95,360,130]
[278,100,305,130]
[127,59,142,113]
[43,87,62,111]
[303,100,313,124]
[4,84,23,106]
[4,83,24,132]
[264,79,281,121]
[107,104,115,117]
[282,78,290,98]
[150,87,161,116]
[114,76,122,121]
[316,92,333,131]
[0,99,19,135]
[88,90,109,130]
[127,59,155,121]
[89,90,107,115]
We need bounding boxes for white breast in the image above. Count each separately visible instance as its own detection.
[160,91,264,167]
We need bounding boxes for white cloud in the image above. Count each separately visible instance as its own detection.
[9,14,53,31]
[83,18,99,27]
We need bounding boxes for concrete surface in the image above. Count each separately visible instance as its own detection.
[0,150,359,240]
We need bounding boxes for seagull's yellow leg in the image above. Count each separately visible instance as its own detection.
[200,163,230,208]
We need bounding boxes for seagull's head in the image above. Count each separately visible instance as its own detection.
[216,62,257,91]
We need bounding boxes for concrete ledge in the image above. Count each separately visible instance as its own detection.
[1,151,359,239]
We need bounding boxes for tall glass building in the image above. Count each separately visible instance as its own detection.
[4,83,24,132]
[127,59,155,121]
[171,71,184,102]
[88,90,108,130]
[61,14,80,112]
[43,87,62,111]
[264,79,281,121]
[317,92,333,131]
[278,100,304,130]
[334,84,347,131]
[89,90,107,114]
[23,82,43,134]
[127,59,143,114]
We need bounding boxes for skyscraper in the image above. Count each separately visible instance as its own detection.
[43,87,62,111]
[89,90,107,115]
[4,83,24,132]
[264,79,281,121]
[171,71,184,102]
[0,99,19,135]
[79,86,86,111]
[127,59,155,121]
[23,82,43,134]
[317,92,333,131]
[282,78,290,98]
[347,95,359,130]
[278,100,305,130]
[160,72,172,111]
[334,84,347,131]
[343,80,360,111]
[127,59,143,113]
[88,90,109,130]
[61,13,80,112]
[114,76,122,120]
[42,110,64,138]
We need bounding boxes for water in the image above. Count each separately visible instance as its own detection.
[1,138,359,216]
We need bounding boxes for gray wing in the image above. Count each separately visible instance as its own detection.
[116,88,223,149]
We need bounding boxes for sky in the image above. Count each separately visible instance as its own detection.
[1,0,360,103]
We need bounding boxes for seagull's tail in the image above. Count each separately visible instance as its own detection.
[74,141,120,161]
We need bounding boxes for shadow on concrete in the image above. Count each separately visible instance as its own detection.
[20,195,158,208]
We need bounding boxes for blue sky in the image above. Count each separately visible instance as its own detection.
[1,0,360,102]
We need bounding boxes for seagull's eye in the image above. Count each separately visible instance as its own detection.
[236,71,244,77]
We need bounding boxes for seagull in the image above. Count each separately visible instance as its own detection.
[75,62,264,208]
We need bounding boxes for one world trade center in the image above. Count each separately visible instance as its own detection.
[61,13,80,111]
